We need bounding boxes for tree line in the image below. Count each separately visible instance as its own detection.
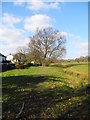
[61,56,88,63]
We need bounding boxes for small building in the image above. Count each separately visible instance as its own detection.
[6,53,15,63]
[31,61,35,64]
[6,53,20,63]
[0,53,6,63]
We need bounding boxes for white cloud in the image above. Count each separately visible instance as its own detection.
[76,42,88,49]
[65,41,88,59]
[13,0,60,10]
[24,14,52,32]
[3,13,22,27]
[0,25,29,55]
[60,32,68,36]
[57,32,87,59]
[59,32,80,41]
[75,42,88,56]
[59,32,80,39]
[13,0,25,6]
[0,26,24,44]
[14,2,24,6]
[27,0,60,11]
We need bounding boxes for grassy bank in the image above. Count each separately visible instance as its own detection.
[2,62,89,119]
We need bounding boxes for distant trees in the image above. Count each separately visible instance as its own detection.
[75,58,80,63]
[75,56,88,63]
[80,56,88,62]
[28,27,66,65]
[60,56,88,63]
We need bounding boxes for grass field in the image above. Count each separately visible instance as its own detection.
[1,62,89,119]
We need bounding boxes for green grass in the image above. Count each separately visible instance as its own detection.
[65,62,88,76]
[2,62,89,119]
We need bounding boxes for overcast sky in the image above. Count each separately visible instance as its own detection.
[0,0,88,59]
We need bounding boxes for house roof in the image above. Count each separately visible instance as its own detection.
[7,53,13,56]
[0,53,6,58]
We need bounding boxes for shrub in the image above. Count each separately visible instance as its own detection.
[24,62,34,67]
[2,63,15,72]
[15,62,24,69]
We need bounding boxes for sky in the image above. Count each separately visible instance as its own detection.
[0,0,88,59]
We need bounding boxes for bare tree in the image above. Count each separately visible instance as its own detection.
[17,46,28,55]
[14,46,28,64]
[27,49,43,65]
[28,27,66,65]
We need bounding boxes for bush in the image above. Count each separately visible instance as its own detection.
[24,62,34,67]
[15,62,20,69]
[2,63,15,72]
[15,63,24,69]
[15,62,35,69]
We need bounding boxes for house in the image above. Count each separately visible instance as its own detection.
[6,53,15,63]
[0,53,16,72]
[0,53,6,63]
[6,53,13,63]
